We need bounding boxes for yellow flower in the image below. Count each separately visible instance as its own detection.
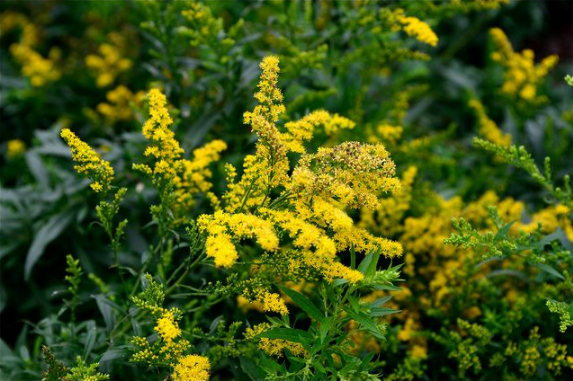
[198,211,279,268]
[376,124,403,144]
[0,12,38,46]
[181,2,224,47]
[133,89,184,186]
[199,56,401,292]
[10,44,61,87]
[154,309,181,343]
[61,128,114,193]
[172,354,210,381]
[490,28,558,104]
[521,204,573,242]
[4,12,61,87]
[468,99,512,146]
[97,86,145,122]
[204,234,237,268]
[245,323,307,358]
[260,291,288,315]
[172,140,227,222]
[290,141,400,209]
[397,12,438,47]
[410,344,428,359]
[85,34,132,88]
[281,110,355,153]
[6,139,26,159]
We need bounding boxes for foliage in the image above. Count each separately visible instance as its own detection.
[1,1,572,380]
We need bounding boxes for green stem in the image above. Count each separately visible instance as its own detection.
[165,252,206,296]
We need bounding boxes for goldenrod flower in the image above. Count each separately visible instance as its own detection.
[290,141,400,209]
[97,86,145,122]
[198,211,279,268]
[281,110,355,153]
[172,139,227,222]
[4,12,61,87]
[410,344,428,359]
[181,2,224,47]
[245,323,307,358]
[0,12,38,47]
[360,166,417,237]
[154,310,181,343]
[468,99,512,147]
[204,233,237,268]
[86,34,132,88]
[396,12,438,47]
[133,89,184,186]
[6,139,26,159]
[376,124,403,144]
[245,55,285,123]
[171,355,210,381]
[61,128,114,193]
[10,44,61,87]
[490,28,558,104]
[260,291,288,315]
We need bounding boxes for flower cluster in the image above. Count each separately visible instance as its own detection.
[131,276,210,380]
[133,88,228,228]
[173,139,227,221]
[172,355,210,381]
[197,211,279,268]
[61,128,114,193]
[196,56,403,318]
[133,88,184,186]
[4,12,61,87]
[97,85,145,123]
[290,141,400,209]
[85,33,133,88]
[10,44,61,87]
[360,166,417,237]
[0,11,37,46]
[357,179,573,379]
[244,323,307,358]
[490,27,558,104]
[468,99,512,147]
[181,2,224,47]
[282,110,355,154]
[6,139,26,159]
[396,11,439,47]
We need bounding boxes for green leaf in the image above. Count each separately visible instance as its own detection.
[25,151,49,188]
[358,249,380,278]
[100,348,126,363]
[319,317,333,343]
[265,316,286,327]
[349,295,360,312]
[255,328,312,345]
[209,315,224,334]
[344,309,385,340]
[493,221,516,243]
[332,279,349,287]
[240,357,266,381]
[314,359,327,375]
[100,347,128,373]
[92,295,117,332]
[357,250,374,274]
[278,286,324,323]
[373,284,401,291]
[25,212,74,280]
[367,296,393,308]
[534,263,565,280]
[83,321,97,359]
[370,307,400,317]
[0,338,13,357]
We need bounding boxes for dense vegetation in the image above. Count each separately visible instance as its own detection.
[1,1,572,380]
